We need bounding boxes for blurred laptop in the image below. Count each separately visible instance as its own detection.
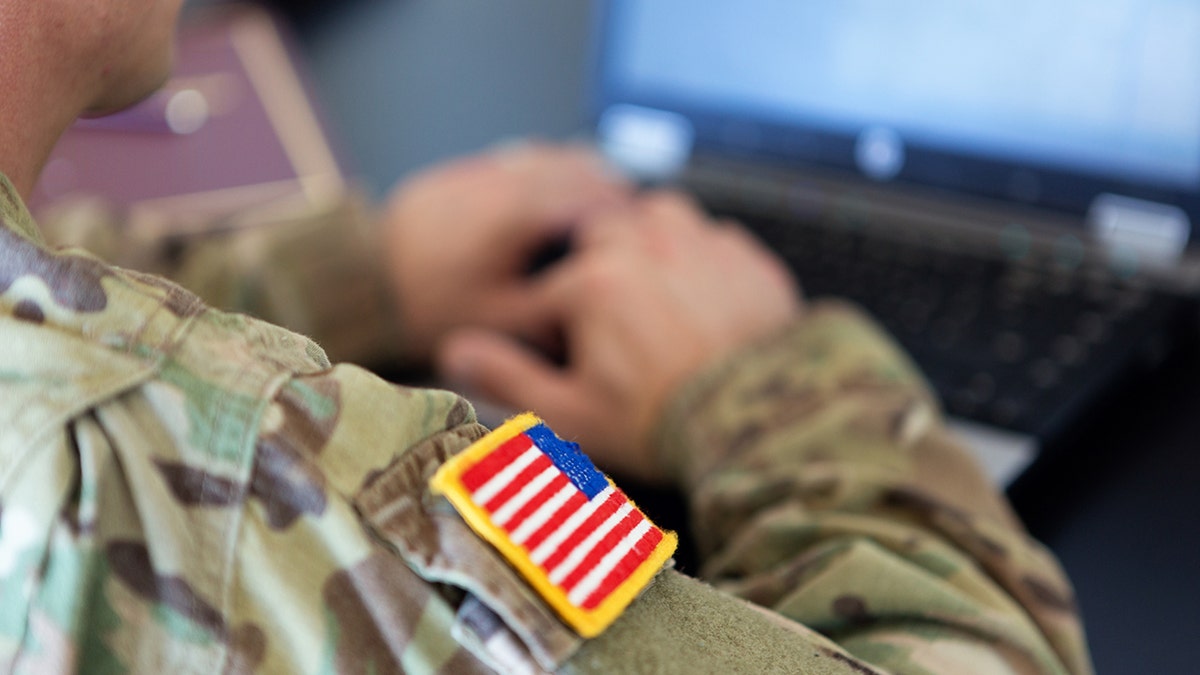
[591,1,1200,485]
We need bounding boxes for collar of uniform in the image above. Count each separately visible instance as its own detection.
[0,173,45,244]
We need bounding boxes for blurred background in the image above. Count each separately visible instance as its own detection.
[278,0,597,194]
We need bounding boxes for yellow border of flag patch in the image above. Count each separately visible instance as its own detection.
[430,413,677,638]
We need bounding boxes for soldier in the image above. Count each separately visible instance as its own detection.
[0,0,1091,673]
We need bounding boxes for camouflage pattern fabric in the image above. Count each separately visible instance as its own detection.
[35,189,406,368]
[1,174,1091,673]
[654,303,1092,674]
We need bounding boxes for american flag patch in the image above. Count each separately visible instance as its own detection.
[431,413,677,637]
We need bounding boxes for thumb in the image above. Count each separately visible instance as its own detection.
[437,328,578,420]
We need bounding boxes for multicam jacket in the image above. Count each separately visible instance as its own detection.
[1,176,1091,673]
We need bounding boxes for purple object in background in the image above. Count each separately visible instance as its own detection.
[32,4,345,229]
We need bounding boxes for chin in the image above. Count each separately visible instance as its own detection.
[81,53,175,119]
[80,85,164,120]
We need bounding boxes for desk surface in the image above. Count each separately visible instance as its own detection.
[286,2,1200,671]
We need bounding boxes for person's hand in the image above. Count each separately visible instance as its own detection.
[381,143,633,362]
[438,192,803,482]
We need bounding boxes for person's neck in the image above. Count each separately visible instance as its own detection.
[0,34,94,201]
[0,93,85,202]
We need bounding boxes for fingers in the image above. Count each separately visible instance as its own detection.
[528,246,620,326]
[478,144,635,276]
[574,189,714,252]
[493,142,633,231]
[438,328,581,420]
[635,190,709,228]
[475,284,568,357]
[436,186,802,485]
[387,142,632,247]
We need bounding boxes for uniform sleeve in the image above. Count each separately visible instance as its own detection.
[227,303,1094,674]
[234,367,923,675]
[652,300,1094,675]
[36,191,407,367]
[220,366,492,674]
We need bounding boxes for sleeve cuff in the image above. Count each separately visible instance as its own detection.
[652,300,939,489]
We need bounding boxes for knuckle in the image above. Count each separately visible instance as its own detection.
[641,190,695,214]
[576,254,625,297]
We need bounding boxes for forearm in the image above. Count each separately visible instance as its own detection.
[655,301,1092,674]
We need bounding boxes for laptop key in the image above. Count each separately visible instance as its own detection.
[722,209,1185,440]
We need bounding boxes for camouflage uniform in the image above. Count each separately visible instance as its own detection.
[1,176,1091,673]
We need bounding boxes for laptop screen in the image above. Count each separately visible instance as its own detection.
[594,0,1200,250]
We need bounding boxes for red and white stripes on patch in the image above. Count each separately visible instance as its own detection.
[458,434,665,611]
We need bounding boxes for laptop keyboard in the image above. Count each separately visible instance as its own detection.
[736,212,1185,439]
